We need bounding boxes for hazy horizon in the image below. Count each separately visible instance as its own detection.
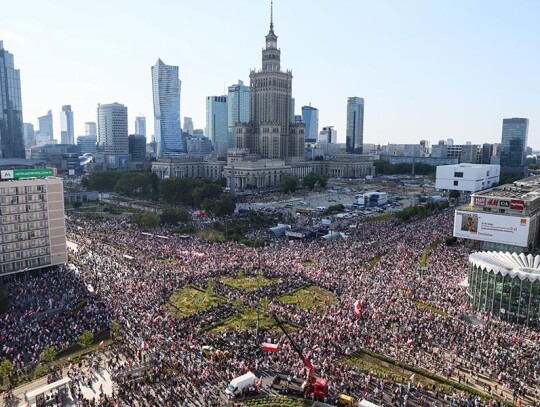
[2,0,539,150]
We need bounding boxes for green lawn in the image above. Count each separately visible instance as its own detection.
[279,286,336,310]
[367,253,386,267]
[159,257,183,265]
[364,213,393,222]
[210,307,299,333]
[414,300,448,317]
[221,275,279,291]
[165,285,226,316]
[244,396,312,407]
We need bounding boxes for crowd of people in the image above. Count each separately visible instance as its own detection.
[2,205,540,406]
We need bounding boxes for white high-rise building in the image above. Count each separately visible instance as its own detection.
[183,117,194,136]
[60,105,74,145]
[135,116,146,137]
[97,103,128,155]
[38,110,54,140]
[152,59,183,156]
[85,122,97,137]
[206,95,228,154]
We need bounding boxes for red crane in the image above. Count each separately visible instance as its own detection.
[272,313,328,400]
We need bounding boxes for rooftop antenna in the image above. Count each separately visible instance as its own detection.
[270,0,274,30]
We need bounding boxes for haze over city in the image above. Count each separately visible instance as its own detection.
[2,0,539,149]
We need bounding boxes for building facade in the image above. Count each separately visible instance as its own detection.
[227,80,250,149]
[151,157,224,181]
[301,105,319,143]
[500,118,529,174]
[30,144,82,175]
[318,126,337,144]
[97,103,129,156]
[85,122,97,137]
[0,41,25,159]
[346,97,364,154]
[0,173,67,275]
[77,135,97,155]
[206,95,228,154]
[152,59,183,156]
[59,105,75,145]
[38,110,54,141]
[183,117,194,136]
[435,164,500,193]
[186,136,212,156]
[467,251,540,328]
[135,116,146,138]
[23,123,35,148]
[128,134,146,162]
[234,7,305,160]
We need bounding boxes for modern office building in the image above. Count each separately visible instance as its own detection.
[302,105,319,143]
[38,110,54,140]
[59,105,75,145]
[23,123,35,148]
[97,103,129,156]
[0,41,25,159]
[346,97,364,154]
[206,95,228,154]
[128,134,146,162]
[0,169,67,275]
[183,117,194,136]
[481,143,495,164]
[77,135,97,155]
[234,4,305,159]
[467,251,540,328]
[318,126,337,144]
[435,164,500,193]
[227,80,250,149]
[135,116,146,138]
[30,144,81,175]
[454,175,540,253]
[152,59,183,156]
[500,118,529,174]
[186,136,213,156]
[85,122,97,137]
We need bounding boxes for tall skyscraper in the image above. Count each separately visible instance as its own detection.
[97,103,128,155]
[183,117,194,136]
[302,105,319,142]
[152,59,183,156]
[60,105,75,144]
[235,3,305,159]
[206,95,228,154]
[318,126,337,144]
[85,122,97,137]
[23,123,35,148]
[346,97,364,154]
[0,41,25,158]
[38,110,54,139]
[500,118,529,173]
[228,80,250,149]
[135,116,146,137]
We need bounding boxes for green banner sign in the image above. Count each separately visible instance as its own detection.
[0,168,57,180]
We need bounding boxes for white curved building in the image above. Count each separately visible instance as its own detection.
[467,251,540,327]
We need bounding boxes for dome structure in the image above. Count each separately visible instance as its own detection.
[467,251,540,328]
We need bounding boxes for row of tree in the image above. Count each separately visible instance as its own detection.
[373,160,436,176]
[279,172,328,193]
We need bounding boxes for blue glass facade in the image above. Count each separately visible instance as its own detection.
[346,97,364,154]
[500,118,528,170]
[227,80,250,148]
[301,105,319,142]
[206,96,228,153]
[60,105,75,145]
[0,41,25,158]
[152,59,183,157]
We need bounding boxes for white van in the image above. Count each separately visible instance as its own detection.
[225,371,256,397]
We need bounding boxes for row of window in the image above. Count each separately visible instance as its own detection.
[0,185,46,195]
[1,220,48,233]
[0,209,47,222]
[0,222,49,235]
[0,194,47,206]
[2,246,50,262]
[0,255,51,274]
[0,237,48,252]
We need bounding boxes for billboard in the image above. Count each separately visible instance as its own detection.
[0,168,57,180]
[454,211,530,247]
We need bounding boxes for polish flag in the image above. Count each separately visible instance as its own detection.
[141,341,149,350]
[99,341,105,347]
[261,343,279,352]
[406,339,414,347]
[354,300,362,316]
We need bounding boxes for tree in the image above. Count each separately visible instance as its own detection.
[109,320,121,339]
[216,194,236,217]
[88,171,122,192]
[206,278,215,296]
[160,208,191,225]
[281,176,298,193]
[201,198,218,214]
[0,358,13,384]
[41,345,57,365]
[319,174,328,188]
[78,330,94,349]
[132,212,161,229]
[72,200,83,209]
[81,177,90,188]
[449,190,461,199]
[303,172,320,191]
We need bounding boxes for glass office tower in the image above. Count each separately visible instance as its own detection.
[346,97,364,154]
[500,118,529,172]
[227,80,250,148]
[0,41,25,158]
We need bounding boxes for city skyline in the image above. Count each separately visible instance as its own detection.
[2,0,539,149]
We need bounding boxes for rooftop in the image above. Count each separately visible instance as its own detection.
[475,175,540,201]
[469,251,540,282]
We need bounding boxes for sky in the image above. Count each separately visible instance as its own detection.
[2,0,539,149]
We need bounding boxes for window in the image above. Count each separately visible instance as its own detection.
[454,172,464,178]
[453,181,459,186]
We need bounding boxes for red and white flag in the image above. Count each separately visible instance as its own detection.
[261,343,279,353]
[354,300,362,316]
[406,339,414,347]
[99,341,105,347]
[141,340,149,350]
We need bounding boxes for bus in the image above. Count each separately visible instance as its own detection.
[296,208,311,215]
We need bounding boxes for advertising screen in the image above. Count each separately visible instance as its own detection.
[453,211,530,246]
